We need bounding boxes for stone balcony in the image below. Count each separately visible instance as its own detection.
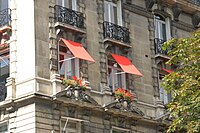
[163,0,200,13]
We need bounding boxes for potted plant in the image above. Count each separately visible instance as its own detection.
[62,76,87,99]
[113,87,134,103]
[62,76,87,91]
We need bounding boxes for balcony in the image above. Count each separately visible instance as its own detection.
[54,5,84,30]
[163,0,200,13]
[0,8,11,28]
[154,38,170,59]
[103,21,130,46]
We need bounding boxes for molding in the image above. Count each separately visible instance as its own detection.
[172,21,195,32]
[124,4,154,19]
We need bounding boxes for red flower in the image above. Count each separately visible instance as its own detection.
[72,76,77,81]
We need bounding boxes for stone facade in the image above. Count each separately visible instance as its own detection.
[0,0,199,133]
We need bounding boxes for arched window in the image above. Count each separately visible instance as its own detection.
[155,14,167,41]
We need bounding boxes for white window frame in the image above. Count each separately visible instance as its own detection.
[154,15,171,41]
[57,0,77,10]
[111,126,130,133]
[59,44,80,79]
[159,76,172,105]
[60,116,89,133]
[107,59,126,91]
[104,0,122,25]
[0,0,9,10]
[0,121,8,133]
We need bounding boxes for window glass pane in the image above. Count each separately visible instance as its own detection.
[113,6,117,24]
[0,0,8,10]
[161,23,166,40]
[155,15,166,40]
[110,4,117,24]
[104,2,109,21]
[0,123,8,132]
[56,0,62,6]
[65,0,73,9]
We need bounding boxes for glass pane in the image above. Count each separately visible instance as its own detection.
[67,122,77,129]
[159,87,164,101]
[65,58,74,78]
[65,0,73,9]
[113,6,117,24]
[0,124,7,132]
[0,0,8,10]
[56,0,62,6]
[161,23,166,40]
[110,5,117,24]
[104,2,109,21]
[108,67,113,89]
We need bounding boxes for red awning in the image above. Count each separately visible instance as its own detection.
[60,38,95,62]
[111,53,142,76]
[161,68,173,73]
[0,26,11,33]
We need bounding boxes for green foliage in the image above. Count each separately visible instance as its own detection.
[162,30,200,133]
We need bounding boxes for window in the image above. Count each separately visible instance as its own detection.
[57,0,77,10]
[154,14,171,41]
[0,48,9,102]
[107,58,126,91]
[104,0,122,25]
[59,44,79,79]
[0,0,8,10]
[0,122,8,133]
[159,75,172,104]
[60,118,82,133]
[111,127,130,133]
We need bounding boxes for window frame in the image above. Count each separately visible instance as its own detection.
[0,121,8,133]
[159,74,172,104]
[107,57,126,91]
[57,0,77,10]
[0,47,9,102]
[154,14,171,41]
[58,43,80,79]
[111,126,130,133]
[60,116,89,133]
[104,0,122,25]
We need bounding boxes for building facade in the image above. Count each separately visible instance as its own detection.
[0,0,199,132]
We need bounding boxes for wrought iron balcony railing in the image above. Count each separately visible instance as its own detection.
[103,21,130,44]
[188,0,200,6]
[0,8,11,28]
[154,38,168,56]
[54,5,84,29]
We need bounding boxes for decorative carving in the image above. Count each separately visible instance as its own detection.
[68,106,76,117]
[83,108,91,116]
[54,87,99,105]
[103,100,144,116]
[117,117,125,127]
[104,113,112,120]
[145,0,156,11]
[192,11,200,28]
[172,5,181,21]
